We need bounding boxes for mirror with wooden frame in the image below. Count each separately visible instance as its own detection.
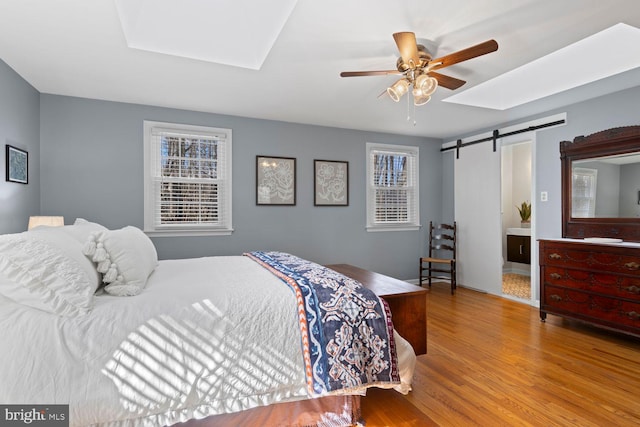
[561,125,640,242]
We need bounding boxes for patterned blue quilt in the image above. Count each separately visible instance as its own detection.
[245,251,400,396]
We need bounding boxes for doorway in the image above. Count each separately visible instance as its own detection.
[501,140,533,302]
[450,116,561,305]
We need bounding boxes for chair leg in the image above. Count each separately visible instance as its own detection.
[450,270,454,294]
[451,261,456,295]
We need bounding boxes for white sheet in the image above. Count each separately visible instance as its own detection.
[0,256,415,427]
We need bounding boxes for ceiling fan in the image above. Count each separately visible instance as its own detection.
[340,32,499,106]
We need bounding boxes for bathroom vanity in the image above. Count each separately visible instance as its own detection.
[506,228,531,264]
[540,126,640,338]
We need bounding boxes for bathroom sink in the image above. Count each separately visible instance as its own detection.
[506,227,531,236]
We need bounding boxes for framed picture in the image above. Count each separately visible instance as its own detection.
[314,159,348,206]
[6,145,28,184]
[256,156,296,205]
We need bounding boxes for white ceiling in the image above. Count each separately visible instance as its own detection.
[1,0,639,140]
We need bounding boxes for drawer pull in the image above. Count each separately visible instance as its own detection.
[550,273,562,280]
[550,294,562,302]
[625,311,640,320]
[549,253,562,260]
[623,285,640,294]
[624,262,640,271]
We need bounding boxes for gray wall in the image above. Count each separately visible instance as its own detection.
[40,94,443,280]
[441,150,455,224]
[0,60,40,233]
[27,65,640,283]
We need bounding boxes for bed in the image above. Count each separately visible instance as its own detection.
[0,219,416,426]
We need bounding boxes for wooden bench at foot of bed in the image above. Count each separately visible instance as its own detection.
[326,264,427,355]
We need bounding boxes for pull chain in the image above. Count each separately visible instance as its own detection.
[406,91,411,122]
[413,100,417,126]
[405,86,418,126]
[405,90,417,126]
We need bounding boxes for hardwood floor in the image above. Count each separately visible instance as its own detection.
[362,284,640,426]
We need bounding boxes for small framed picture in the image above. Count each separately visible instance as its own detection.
[256,156,296,205]
[314,160,348,206]
[6,145,28,184]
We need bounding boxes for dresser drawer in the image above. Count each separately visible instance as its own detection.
[542,245,640,275]
[543,285,590,313]
[586,296,640,330]
[544,266,640,301]
[543,285,640,331]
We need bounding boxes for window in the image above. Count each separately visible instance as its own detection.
[572,167,597,218]
[143,121,232,236]
[366,143,420,231]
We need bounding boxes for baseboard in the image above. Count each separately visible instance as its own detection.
[457,284,487,294]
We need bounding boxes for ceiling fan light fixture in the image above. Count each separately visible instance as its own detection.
[340,32,498,112]
[413,94,431,106]
[387,78,409,102]
[413,75,438,97]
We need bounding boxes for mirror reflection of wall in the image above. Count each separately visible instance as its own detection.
[572,154,640,218]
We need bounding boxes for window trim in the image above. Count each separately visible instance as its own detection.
[365,142,420,232]
[143,120,233,237]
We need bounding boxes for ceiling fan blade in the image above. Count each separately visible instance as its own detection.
[393,32,420,67]
[429,39,498,71]
[428,71,466,90]
[340,70,402,77]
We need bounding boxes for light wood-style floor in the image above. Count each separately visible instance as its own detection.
[361,284,640,426]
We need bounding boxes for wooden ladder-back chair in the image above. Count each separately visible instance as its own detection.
[420,221,457,294]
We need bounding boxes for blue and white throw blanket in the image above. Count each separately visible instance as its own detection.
[245,251,400,396]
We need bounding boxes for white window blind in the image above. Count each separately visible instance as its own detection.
[572,167,597,218]
[144,121,232,236]
[366,143,420,231]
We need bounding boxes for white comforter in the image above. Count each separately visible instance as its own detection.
[0,256,415,427]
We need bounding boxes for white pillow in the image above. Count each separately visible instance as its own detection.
[29,226,102,291]
[83,226,158,296]
[0,230,97,316]
[28,218,108,253]
[64,218,108,243]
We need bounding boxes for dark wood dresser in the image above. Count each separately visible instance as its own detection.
[539,239,640,337]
